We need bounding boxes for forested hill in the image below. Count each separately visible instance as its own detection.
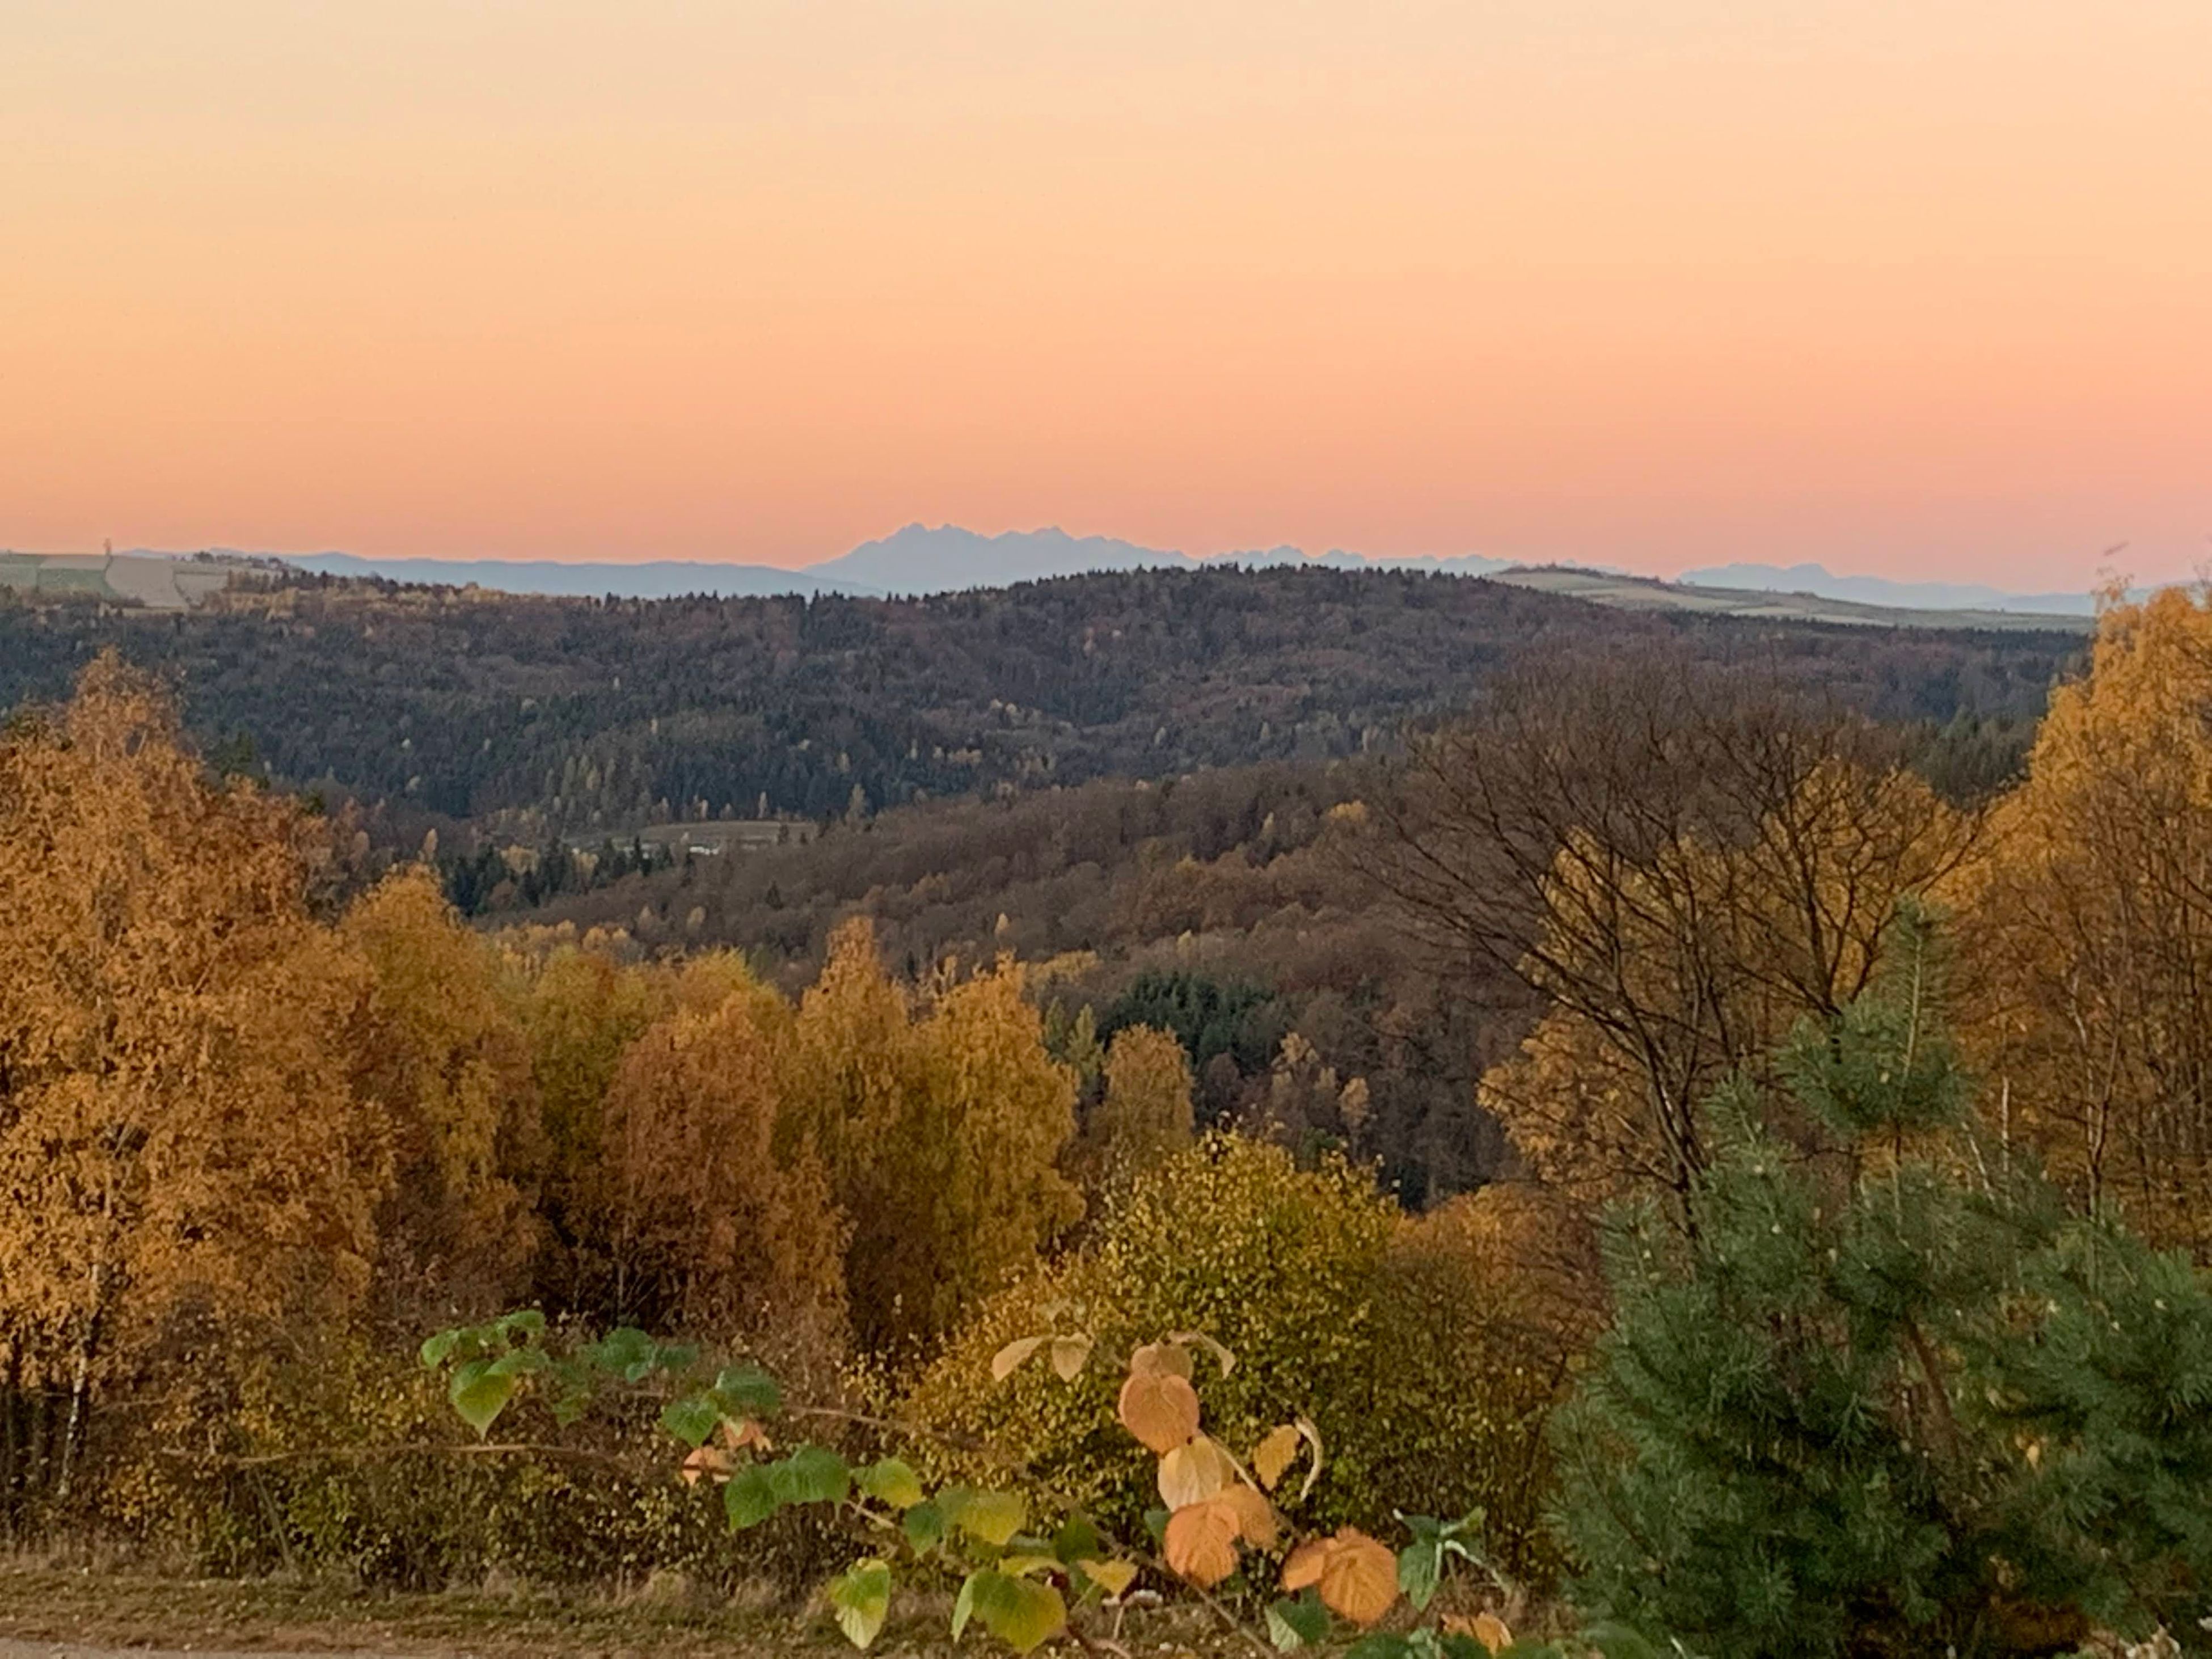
[0,565,2076,837]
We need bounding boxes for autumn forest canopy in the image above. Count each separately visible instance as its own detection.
[14,568,2212,1654]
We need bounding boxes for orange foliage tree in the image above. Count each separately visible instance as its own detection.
[1961,587,2212,1255]
[0,655,386,1491]
[592,979,847,1337]
[1468,758,1977,1206]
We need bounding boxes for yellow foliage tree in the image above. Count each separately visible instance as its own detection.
[1962,587,2212,1255]
[1086,1024,1195,1181]
[516,948,659,1176]
[342,867,541,1310]
[783,921,1080,1349]
[0,656,385,1489]
[911,961,1086,1336]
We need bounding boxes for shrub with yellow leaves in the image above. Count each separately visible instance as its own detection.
[904,1136,1577,1575]
[413,1306,1531,1659]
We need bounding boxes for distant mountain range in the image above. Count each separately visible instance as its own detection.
[92,533,2104,622]
[809,524,1514,592]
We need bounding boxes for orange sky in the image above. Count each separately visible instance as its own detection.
[5,1,2208,588]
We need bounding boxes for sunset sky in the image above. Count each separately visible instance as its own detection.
[5,1,2208,588]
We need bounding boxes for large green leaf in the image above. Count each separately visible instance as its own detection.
[970,1572,1066,1654]
[1267,1592,1331,1650]
[953,1489,1026,1548]
[951,1570,984,1640]
[829,1557,893,1650]
[659,1394,722,1449]
[651,1340,700,1375]
[724,1465,780,1530]
[857,1457,926,1510]
[487,1346,546,1377]
[770,1445,850,1506]
[448,1358,516,1437]
[1398,1537,1443,1611]
[1051,1515,1104,1565]
[711,1364,783,1418]
[545,1356,593,1426]
[586,1327,657,1381]
[902,1500,946,1556]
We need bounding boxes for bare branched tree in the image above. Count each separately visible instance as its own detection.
[1360,643,1984,1206]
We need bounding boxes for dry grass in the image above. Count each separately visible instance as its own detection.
[0,1565,850,1656]
[0,1564,1243,1657]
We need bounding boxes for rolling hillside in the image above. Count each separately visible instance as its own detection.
[0,565,2078,842]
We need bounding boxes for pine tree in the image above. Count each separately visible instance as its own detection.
[1557,907,2212,1655]
[1554,913,2050,1656]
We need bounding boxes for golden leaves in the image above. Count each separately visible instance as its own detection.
[0,653,384,1381]
[1114,1328,1282,1589]
[1218,1481,1281,1550]
[1244,1417,1325,1501]
[1156,1435,1236,1509]
[1281,1529,1399,1627]
[1163,1497,1243,1589]
[953,1489,1027,1548]
[1251,1424,1302,1490]
[1118,1367,1202,1454]
[1077,1559,1139,1600]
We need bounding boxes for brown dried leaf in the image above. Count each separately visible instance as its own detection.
[1163,1497,1242,1589]
[1118,1368,1201,1454]
[1281,1529,1399,1627]
[1281,1539,1328,1593]
[720,1417,772,1453]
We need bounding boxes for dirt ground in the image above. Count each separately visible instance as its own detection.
[0,1567,1233,1658]
[0,1568,882,1657]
